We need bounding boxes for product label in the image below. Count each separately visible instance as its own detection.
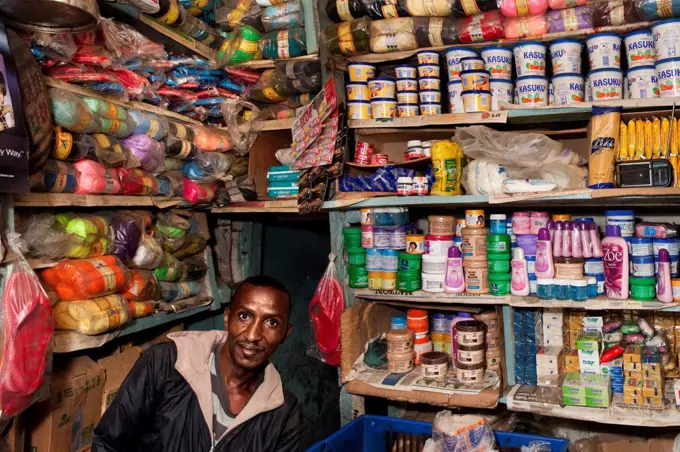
[240,39,258,54]
[336,0,353,20]
[468,16,483,42]
[656,0,673,17]
[53,126,74,160]
[277,30,290,58]
[515,0,529,16]
[422,0,439,16]
[262,86,286,102]
[91,259,118,292]
[338,22,356,55]
[461,0,481,15]
[381,1,398,18]
[603,242,626,297]
[428,18,444,46]
[94,134,111,149]
[518,19,530,37]
[563,9,579,31]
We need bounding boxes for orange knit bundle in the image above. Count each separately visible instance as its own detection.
[41,256,129,301]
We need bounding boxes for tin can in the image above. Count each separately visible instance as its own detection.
[370,153,389,165]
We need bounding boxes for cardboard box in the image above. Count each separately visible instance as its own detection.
[98,347,143,415]
[600,438,674,452]
[624,344,642,363]
[27,356,105,452]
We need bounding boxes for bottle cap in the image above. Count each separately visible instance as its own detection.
[448,246,461,258]
[578,222,587,231]
[563,221,573,230]
[538,228,550,241]
[659,248,670,263]
[458,312,472,318]
[606,225,621,237]
[555,220,563,230]
[513,247,525,260]
[547,220,555,230]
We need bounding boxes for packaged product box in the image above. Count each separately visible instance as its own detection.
[98,347,143,415]
[624,386,642,397]
[625,370,642,380]
[653,312,675,327]
[623,395,643,405]
[576,332,601,351]
[642,385,663,398]
[624,344,642,363]
[642,362,662,372]
[567,330,580,349]
[536,346,564,367]
[586,394,610,408]
[644,396,664,406]
[543,333,565,347]
[27,356,105,452]
[623,362,642,372]
[578,349,601,374]
[583,316,604,333]
[563,394,586,406]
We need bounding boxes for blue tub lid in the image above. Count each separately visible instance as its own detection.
[652,18,680,27]
[586,32,621,40]
[481,45,512,52]
[461,90,491,94]
[514,41,548,48]
[460,69,490,75]
[347,100,371,104]
[368,77,396,82]
[627,65,656,73]
[550,38,581,46]
[444,47,478,55]
[625,29,653,38]
[605,209,635,215]
[516,75,548,81]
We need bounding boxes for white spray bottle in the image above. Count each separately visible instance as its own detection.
[511,247,530,296]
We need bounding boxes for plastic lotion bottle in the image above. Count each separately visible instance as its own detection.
[602,225,629,299]
[444,246,465,294]
[657,248,673,303]
[511,247,530,296]
[535,228,555,278]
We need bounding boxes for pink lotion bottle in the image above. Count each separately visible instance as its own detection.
[572,222,583,258]
[445,246,465,294]
[561,221,573,257]
[511,247,530,296]
[580,222,593,258]
[657,249,673,303]
[535,228,555,278]
[590,222,604,258]
[602,225,629,299]
[553,221,563,258]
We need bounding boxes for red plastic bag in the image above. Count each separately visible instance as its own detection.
[0,233,53,419]
[308,253,344,366]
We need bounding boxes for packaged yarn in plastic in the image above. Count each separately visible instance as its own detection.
[221,99,262,154]
[636,0,680,20]
[413,17,459,47]
[129,111,169,140]
[131,233,165,269]
[452,0,499,17]
[53,295,131,335]
[155,212,190,251]
[173,234,207,259]
[400,0,453,15]
[50,126,96,161]
[125,0,162,13]
[49,88,98,134]
[90,133,132,168]
[222,25,262,66]
[110,212,145,264]
[192,126,231,153]
[122,269,161,301]
[216,0,263,29]
[160,280,202,302]
[458,11,505,42]
[72,45,114,68]
[261,0,304,31]
[41,256,130,301]
[0,233,52,420]
[96,114,136,139]
[276,60,321,79]
[121,134,166,173]
[370,18,419,53]
[326,0,367,22]
[548,0,586,9]
[54,213,114,259]
[150,0,184,26]
[183,152,231,182]
[158,171,185,196]
[284,73,322,93]
[168,121,196,141]
[177,9,224,48]
[118,168,161,195]
[591,1,639,26]
[365,0,410,19]
[546,6,593,32]
[165,135,199,160]
[288,92,315,108]
[324,17,372,56]
[82,97,128,121]
[184,254,208,280]
[432,413,496,451]
[164,157,185,172]
[73,160,122,194]
[183,177,218,204]
[499,0,548,17]
[261,28,307,59]
[153,252,187,282]
[503,14,548,39]
[29,160,79,193]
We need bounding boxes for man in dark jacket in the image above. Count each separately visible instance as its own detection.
[92,276,302,452]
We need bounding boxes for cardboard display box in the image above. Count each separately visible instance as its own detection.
[97,347,143,416]
[27,356,105,452]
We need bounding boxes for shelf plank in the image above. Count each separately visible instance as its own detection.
[13,193,184,208]
[233,54,320,69]
[212,199,299,213]
[346,380,500,410]
[355,290,680,311]
[349,111,508,129]
[507,385,680,427]
[346,157,431,169]
[139,15,215,60]
[53,299,213,353]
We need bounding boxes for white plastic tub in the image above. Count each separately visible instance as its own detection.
[589,68,623,100]
[445,47,478,80]
[656,57,680,97]
[627,65,659,98]
[624,30,655,69]
[549,39,582,75]
[652,19,680,61]
[586,32,622,69]
[515,75,549,107]
[551,73,585,105]
[490,79,513,110]
[480,46,513,80]
[447,80,464,113]
[513,41,547,77]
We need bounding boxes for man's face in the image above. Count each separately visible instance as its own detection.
[224,284,292,371]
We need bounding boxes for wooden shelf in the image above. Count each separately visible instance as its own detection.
[345,157,430,169]
[139,16,216,60]
[233,54,320,69]
[355,290,680,311]
[212,198,299,213]
[14,193,184,208]
[349,112,508,129]
[343,23,651,65]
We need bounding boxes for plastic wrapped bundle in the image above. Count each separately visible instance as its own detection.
[546,6,592,32]
[54,213,113,259]
[160,280,202,302]
[275,60,321,78]
[50,127,96,162]
[452,0,499,16]
[155,212,190,252]
[129,111,169,140]
[458,11,505,42]
[173,234,207,259]
[326,0,367,22]
[284,73,322,93]
[150,0,184,25]
[122,269,161,301]
[183,177,218,204]
[74,160,122,194]
[96,113,136,139]
[636,0,680,19]
[225,25,262,66]
[82,97,128,120]
[158,171,185,197]
[118,168,161,195]
[131,234,165,269]
[370,18,418,53]
[184,254,208,280]
[261,28,307,59]
[216,0,263,29]
[192,125,231,152]
[53,295,131,335]
[324,17,372,56]
[591,1,640,25]
[18,214,100,260]
[121,135,166,173]
[153,252,187,281]
[165,135,199,160]
[110,212,144,264]
[261,0,304,31]
[29,160,79,193]
[164,157,185,172]
[91,133,133,168]
[248,69,288,103]
[183,152,231,182]
[498,0,549,17]
[503,14,548,39]
[548,0,586,9]
[41,256,129,301]
[365,0,410,19]
[413,17,458,47]
[49,88,98,134]
[399,0,453,15]
[169,121,196,141]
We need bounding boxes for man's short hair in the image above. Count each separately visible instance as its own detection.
[233,275,292,315]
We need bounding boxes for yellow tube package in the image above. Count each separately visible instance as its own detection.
[644,119,653,159]
[431,140,463,196]
[652,118,661,159]
[588,106,622,189]
[618,121,628,161]
[628,119,637,158]
[661,118,670,158]
[636,119,645,160]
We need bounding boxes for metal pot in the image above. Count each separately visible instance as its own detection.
[0,0,99,33]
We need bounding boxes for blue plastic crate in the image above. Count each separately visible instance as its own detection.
[307,415,569,452]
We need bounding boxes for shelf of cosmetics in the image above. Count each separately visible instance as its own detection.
[382,307,501,384]
[32,88,247,205]
[342,208,680,304]
[511,307,680,410]
[15,210,210,336]
[344,22,680,119]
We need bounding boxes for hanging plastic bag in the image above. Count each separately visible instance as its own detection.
[153,252,187,281]
[0,233,52,420]
[53,294,131,335]
[308,254,344,366]
[41,256,129,301]
[160,280,202,302]
[122,269,161,301]
[131,233,165,269]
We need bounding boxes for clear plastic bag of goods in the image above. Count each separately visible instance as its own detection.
[260,28,307,59]
[177,12,224,48]
[91,133,135,168]
[129,111,170,141]
[183,152,232,182]
[164,157,185,172]
[545,6,593,33]
[324,17,372,56]
[275,60,321,79]
[308,254,344,366]
[191,125,232,152]
[53,213,114,259]
[636,0,680,19]
[41,256,130,301]
[131,233,165,269]
[413,17,459,47]
[82,96,128,120]
[50,126,97,161]
[224,25,263,66]
[168,121,196,142]
[498,0,548,17]
[112,68,152,99]
[165,135,199,160]
[73,160,122,195]
[370,18,418,53]
[261,0,304,31]
[216,0,263,29]
[118,168,162,195]
[221,99,262,155]
[72,45,114,68]
[591,0,639,26]
[49,88,99,134]
[400,0,454,16]
[364,0,411,19]
[160,280,202,302]
[184,254,209,280]
[173,234,207,260]
[122,269,161,301]
[548,0,586,9]
[125,0,162,13]
[29,160,79,193]
[110,211,145,264]
[457,10,505,41]
[225,154,249,179]
[502,15,548,39]
[432,412,496,451]
[183,177,218,204]
[153,252,187,282]
[128,301,156,318]
[288,92,316,108]
[53,294,132,335]
[451,0,500,17]
[0,233,52,420]
[326,0,368,21]
[96,114,137,139]
[121,134,166,173]
[158,170,185,197]
[155,212,191,252]
[101,17,168,63]
[32,31,78,61]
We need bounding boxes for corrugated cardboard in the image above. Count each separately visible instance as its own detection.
[600,438,674,452]
[98,347,143,416]
[27,356,105,452]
